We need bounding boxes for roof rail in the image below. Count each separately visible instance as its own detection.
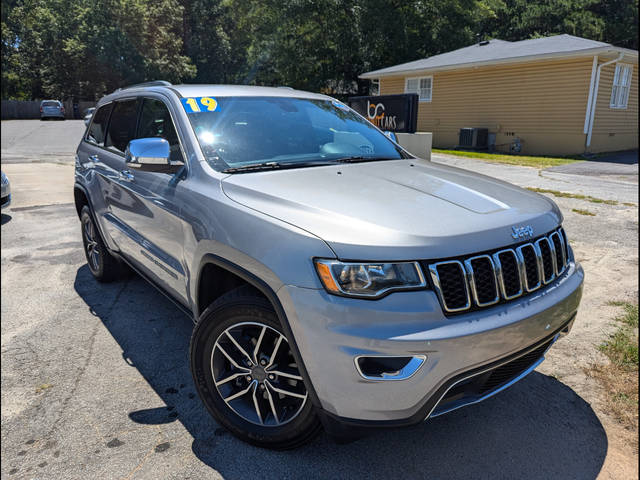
[115,80,172,92]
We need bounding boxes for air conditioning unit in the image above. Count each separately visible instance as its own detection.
[458,128,489,149]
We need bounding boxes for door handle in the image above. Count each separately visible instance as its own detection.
[119,169,134,181]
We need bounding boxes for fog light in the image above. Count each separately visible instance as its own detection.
[355,355,426,381]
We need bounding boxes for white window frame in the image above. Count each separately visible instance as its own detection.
[610,63,632,109]
[370,78,380,96]
[405,75,432,102]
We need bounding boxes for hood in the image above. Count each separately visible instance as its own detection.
[221,159,562,260]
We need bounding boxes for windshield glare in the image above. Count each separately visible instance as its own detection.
[184,97,406,170]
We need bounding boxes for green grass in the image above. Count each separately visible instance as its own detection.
[432,148,581,169]
[527,187,618,205]
[600,302,639,370]
[606,301,639,328]
[572,208,596,216]
[588,301,639,443]
[35,383,53,394]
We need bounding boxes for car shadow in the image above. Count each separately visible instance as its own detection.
[73,265,607,479]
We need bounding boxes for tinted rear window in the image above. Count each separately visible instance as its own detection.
[86,104,113,146]
[105,100,140,154]
[42,101,59,107]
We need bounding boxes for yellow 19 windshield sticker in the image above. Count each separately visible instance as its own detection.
[181,97,220,113]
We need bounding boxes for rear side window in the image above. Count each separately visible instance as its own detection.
[86,104,113,146]
[105,99,140,154]
[138,98,183,162]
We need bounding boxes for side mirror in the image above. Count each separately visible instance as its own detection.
[384,131,398,142]
[125,138,170,167]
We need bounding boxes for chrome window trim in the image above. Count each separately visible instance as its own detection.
[463,255,499,307]
[491,249,523,300]
[428,260,471,312]
[535,237,556,284]
[515,243,541,292]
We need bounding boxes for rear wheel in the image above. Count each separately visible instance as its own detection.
[80,205,126,282]
[190,286,321,449]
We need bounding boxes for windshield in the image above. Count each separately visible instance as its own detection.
[182,97,407,171]
[42,101,60,107]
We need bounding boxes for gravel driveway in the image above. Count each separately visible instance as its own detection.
[1,121,637,479]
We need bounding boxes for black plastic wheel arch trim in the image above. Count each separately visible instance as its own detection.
[195,253,323,410]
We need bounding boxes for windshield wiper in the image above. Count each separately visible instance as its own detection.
[222,160,337,174]
[334,156,398,164]
[223,161,282,173]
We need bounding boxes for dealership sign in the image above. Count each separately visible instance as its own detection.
[347,93,418,133]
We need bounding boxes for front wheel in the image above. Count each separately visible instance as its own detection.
[190,286,322,449]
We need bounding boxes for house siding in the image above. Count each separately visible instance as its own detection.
[589,62,638,153]
[380,57,609,155]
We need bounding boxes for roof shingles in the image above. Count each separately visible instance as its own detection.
[361,34,621,78]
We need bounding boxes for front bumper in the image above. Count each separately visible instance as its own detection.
[277,260,583,424]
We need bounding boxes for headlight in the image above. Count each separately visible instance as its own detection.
[314,259,427,298]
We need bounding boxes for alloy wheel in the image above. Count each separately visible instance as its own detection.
[211,322,307,426]
[83,216,100,271]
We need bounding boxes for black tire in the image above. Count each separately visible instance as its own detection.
[190,286,322,449]
[80,205,126,282]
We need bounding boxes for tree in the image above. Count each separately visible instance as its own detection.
[1,0,637,100]
[2,0,196,100]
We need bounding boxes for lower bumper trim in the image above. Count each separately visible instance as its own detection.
[316,314,575,441]
[429,334,558,419]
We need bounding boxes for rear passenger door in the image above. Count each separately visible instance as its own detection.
[77,102,118,249]
[95,98,146,262]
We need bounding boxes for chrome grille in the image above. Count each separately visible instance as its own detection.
[427,228,570,314]
[464,255,499,307]
[428,261,470,312]
[516,243,540,291]
[535,237,555,284]
[492,249,522,299]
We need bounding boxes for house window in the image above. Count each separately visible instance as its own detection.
[405,76,432,102]
[370,79,380,96]
[610,64,632,109]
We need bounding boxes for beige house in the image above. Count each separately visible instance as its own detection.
[360,35,638,155]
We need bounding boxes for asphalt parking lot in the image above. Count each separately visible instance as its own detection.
[1,120,638,479]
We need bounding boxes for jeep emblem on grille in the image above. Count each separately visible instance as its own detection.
[511,225,534,239]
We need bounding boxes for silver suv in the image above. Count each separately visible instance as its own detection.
[74,81,584,449]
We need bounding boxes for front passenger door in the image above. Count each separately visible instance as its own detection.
[114,97,189,302]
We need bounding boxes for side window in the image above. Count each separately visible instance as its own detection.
[137,98,184,162]
[86,103,113,146]
[105,99,140,154]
